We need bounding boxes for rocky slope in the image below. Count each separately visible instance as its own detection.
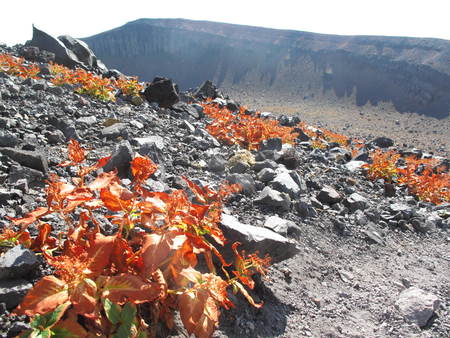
[83,18,450,118]
[0,44,449,338]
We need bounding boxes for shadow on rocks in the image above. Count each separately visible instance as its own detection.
[217,274,293,337]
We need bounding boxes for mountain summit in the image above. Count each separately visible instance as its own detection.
[82,18,450,118]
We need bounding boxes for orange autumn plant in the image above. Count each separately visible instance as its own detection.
[202,103,298,150]
[0,53,40,79]
[49,63,116,102]
[3,140,270,338]
[363,149,400,183]
[364,150,449,204]
[397,156,450,204]
[113,76,144,97]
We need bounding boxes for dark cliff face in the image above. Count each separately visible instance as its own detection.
[82,18,450,118]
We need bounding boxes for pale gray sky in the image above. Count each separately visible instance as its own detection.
[1,0,449,46]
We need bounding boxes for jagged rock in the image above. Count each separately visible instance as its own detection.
[369,136,394,148]
[270,171,301,198]
[395,287,440,328]
[295,198,317,218]
[0,131,19,147]
[390,203,412,214]
[76,116,97,125]
[180,120,196,133]
[0,148,48,174]
[0,279,32,310]
[144,77,179,108]
[0,188,22,205]
[19,46,55,63]
[228,161,250,174]
[7,164,44,187]
[226,174,256,195]
[58,35,98,70]
[317,186,342,205]
[254,187,291,211]
[194,128,220,147]
[253,159,278,172]
[101,123,128,140]
[27,25,82,68]
[276,146,300,170]
[260,138,282,152]
[0,246,39,280]
[194,80,220,99]
[45,129,65,145]
[132,136,165,152]
[46,85,64,96]
[172,102,203,119]
[220,214,299,263]
[263,215,301,238]
[343,193,368,212]
[103,140,134,178]
[364,224,386,245]
[257,168,276,183]
[207,154,226,173]
[47,116,80,141]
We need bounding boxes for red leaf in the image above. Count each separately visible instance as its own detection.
[15,276,69,316]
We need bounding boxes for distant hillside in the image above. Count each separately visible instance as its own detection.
[82,18,450,118]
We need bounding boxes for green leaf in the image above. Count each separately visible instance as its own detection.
[30,314,47,329]
[113,322,133,338]
[120,302,136,324]
[46,302,70,328]
[136,330,148,338]
[103,298,121,325]
[35,329,52,338]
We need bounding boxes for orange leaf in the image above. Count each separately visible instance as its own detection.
[30,223,57,252]
[85,233,116,276]
[100,182,134,212]
[178,276,220,338]
[131,156,157,183]
[71,278,98,318]
[100,272,165,304]
[15,276,69,316]
[88,171,118,191]
[67,139,85,164]
[8,207,49,227]
[141,232,187,275]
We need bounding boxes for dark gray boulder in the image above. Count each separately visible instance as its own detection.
[317,186,342,205]
[0,279,32,310]
[103,140,134,178]
[26,25,82,68]
[0,246,39,280]
[0,147,48,174]
[144,77,179,108]
[369,136,394,148]
[194,80,221,99]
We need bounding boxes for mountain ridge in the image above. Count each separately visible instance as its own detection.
[82,18,450,118]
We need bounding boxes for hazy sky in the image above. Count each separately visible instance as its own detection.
[1,0,450,46]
